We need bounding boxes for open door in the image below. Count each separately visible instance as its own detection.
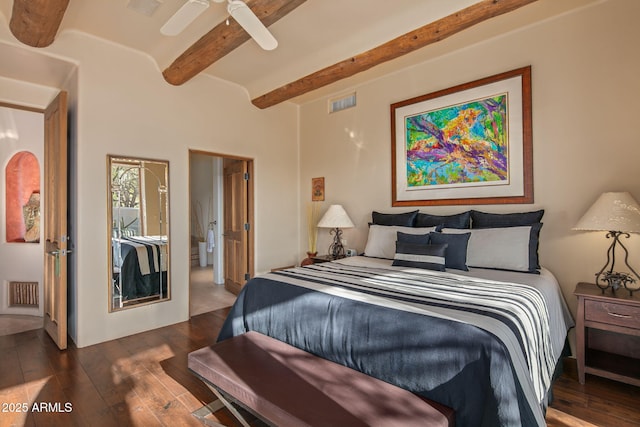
[43,91,68,350]
[223,159,252,294]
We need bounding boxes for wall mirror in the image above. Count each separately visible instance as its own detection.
[107,155,170,312]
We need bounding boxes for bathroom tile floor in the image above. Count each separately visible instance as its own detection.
[190,266,236,316]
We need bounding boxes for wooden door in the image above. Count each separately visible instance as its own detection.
[43,91,68,350]
[223,159,249,294]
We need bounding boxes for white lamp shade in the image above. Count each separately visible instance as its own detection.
[573,191,640,233]
[317,205,354,229]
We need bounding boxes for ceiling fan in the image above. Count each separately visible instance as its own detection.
[160,0,278,50]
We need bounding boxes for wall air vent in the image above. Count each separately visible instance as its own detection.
[9,281,39,307]
[329,93,356,113]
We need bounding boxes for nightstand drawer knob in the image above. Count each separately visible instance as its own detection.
[608,311,632,319]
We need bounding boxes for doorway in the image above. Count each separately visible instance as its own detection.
[1,95,69,349]
[188,150,254,316]
[0,105,43,336]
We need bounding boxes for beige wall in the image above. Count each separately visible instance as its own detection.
[68,33,299,347]
[2,0,639,348]
[0,29,300,347]
[299,0,640,323]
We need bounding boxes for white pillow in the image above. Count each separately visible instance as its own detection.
[441,226,539,272]
[364,225,437,259]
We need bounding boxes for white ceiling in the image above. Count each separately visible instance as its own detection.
[0,0,597,105]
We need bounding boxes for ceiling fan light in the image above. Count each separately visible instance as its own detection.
[161,0,210,36]
[227,0,278,50]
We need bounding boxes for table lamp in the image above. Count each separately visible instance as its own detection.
[573,191,640,295]
[317,204,354,259]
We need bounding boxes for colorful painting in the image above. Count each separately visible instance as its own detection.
[391,66,533,206]
[405,94,508,188]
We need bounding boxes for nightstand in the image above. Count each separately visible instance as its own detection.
[574,282,640,386]
[311,254,344,264]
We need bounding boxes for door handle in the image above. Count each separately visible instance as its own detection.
[47,248,72,256]
[46,249,61,276]
[46,239,71,277]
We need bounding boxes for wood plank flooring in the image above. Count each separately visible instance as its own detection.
[0,308,638,427]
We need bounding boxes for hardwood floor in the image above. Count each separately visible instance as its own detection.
[547,359,640,427]
[0,308,637,427]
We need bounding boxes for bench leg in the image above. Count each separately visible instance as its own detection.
[192,400,226,427]
[191,383,252,427]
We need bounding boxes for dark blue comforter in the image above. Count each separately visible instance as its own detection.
[218,262,563,427]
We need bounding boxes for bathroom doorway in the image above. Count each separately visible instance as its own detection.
[188,150,254,316]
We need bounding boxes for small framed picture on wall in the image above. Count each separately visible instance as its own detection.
[312,177,325,201]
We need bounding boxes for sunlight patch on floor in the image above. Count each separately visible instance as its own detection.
[0,376,50,425]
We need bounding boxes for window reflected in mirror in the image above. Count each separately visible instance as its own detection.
[108,155,170,311]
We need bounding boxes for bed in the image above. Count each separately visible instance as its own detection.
[112,235,168,302]
[217,212,575,427]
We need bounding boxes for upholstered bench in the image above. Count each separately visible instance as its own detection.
[188,331,455,427]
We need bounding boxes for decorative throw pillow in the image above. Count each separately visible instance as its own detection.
[441,224,543,273]
[429,232,471,271]
[371,210,419,227]
[470,210,544,228]
[415,211,471,229]
[363,225,437,259]
[397,231,430,245]
[392,242,448,271]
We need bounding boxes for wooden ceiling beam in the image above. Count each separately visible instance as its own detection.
[251,0,538,109]
[163,0,307,86]
[10,0,70,48]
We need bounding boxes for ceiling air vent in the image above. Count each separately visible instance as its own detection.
[329,93,356,113]
[128,0,162,17]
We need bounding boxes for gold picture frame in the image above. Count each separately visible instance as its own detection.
[312,177,325,201]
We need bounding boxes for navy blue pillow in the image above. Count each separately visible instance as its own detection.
[372,210,418,227]
[471,210,544,228]
[528,223,543,270]
[415,211,471,229]
[429,232,470,271]
[392,242,447,271]
[397,231,430,245]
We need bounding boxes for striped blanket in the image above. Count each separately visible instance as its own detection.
[113,236,167,299]
[218,258,572,427]
[121,236,167,274]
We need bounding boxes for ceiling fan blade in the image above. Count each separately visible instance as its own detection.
[161,0,210,36]
[227,0,278,50]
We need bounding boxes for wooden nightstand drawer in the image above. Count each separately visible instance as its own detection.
[585,299,640,329]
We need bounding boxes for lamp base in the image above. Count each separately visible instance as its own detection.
[597,271,636,295]
[595,231,639,296]
[327,228,346,260]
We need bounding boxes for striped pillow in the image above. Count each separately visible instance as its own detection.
[392,242,448,271]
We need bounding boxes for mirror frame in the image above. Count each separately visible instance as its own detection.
[107,155,171,312]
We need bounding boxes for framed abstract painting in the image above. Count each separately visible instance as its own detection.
[391,66,533,206]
